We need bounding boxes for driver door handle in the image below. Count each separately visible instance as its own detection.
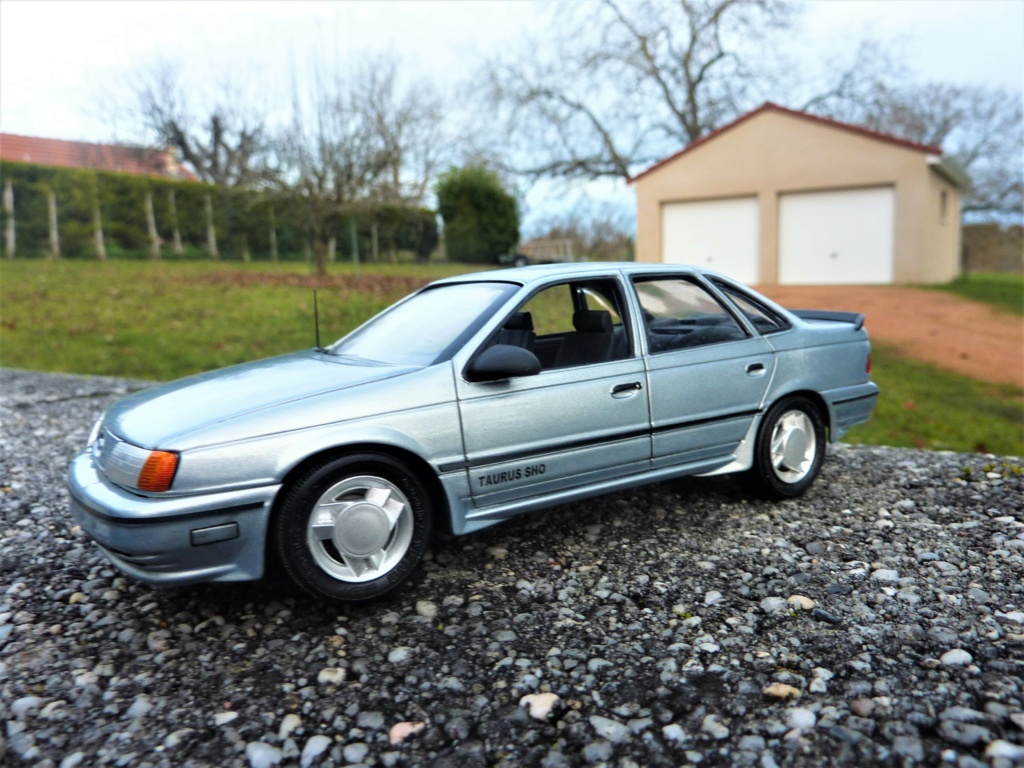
[611,381,643,395]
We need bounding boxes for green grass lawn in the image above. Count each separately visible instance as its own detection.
[843,344,1022,456]
[2,260,1021,456]
[0,259,479,380]
[931,271,1023,315]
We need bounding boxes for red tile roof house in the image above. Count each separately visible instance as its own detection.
[0,132,195,179]
[1,133,200,259]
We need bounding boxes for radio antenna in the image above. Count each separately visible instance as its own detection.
[313,289,322,352]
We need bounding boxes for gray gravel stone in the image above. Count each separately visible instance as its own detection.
[343,742,369,763]
[245,742,283,768]
[940,648,974,666]
[700,713,730,739]
[589,715,629,744]
[785,707,817,730]
[759,596,788,614]
[299,735,331,768]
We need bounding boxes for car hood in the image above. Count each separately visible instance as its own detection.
[107,350,417,448]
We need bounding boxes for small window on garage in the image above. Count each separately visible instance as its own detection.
[633,277,749,353]
[940,190,948,225]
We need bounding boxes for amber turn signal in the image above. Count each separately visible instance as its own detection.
[138,450,179,492]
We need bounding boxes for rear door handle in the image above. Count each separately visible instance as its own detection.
[611,381,643,395]
[746,363,766,375]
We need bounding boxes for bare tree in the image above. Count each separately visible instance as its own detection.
[815,82,1022,216]
[279,54,456,273]
[359,56,448,206]
[482,0,798,180]
[280,66,390,276]
[481,0,902,182]
[132,62,277,188]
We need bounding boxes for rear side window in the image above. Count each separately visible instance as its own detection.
[633,278,749,353]
[712,281,790,335]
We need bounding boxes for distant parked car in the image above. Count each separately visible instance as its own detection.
[68,263,878,603]
[499,237,577,267]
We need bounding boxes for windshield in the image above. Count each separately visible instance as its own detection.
[329,282,518,366]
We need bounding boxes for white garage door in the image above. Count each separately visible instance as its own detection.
[779,187,895,285]
[661,197,759,283]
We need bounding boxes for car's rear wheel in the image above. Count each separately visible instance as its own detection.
[273,453,432,603]
[746,396,825,500]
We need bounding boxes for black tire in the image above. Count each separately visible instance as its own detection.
[745,396,826,500]
[272,453,433,603]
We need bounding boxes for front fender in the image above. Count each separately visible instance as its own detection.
[171,401,464,496]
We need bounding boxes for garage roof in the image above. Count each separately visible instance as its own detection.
[629,102,946,185]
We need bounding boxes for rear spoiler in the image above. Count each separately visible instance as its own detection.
[791,309,865,331]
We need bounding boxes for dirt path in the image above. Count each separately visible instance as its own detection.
[756,285,1023,390]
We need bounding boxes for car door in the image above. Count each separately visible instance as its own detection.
[631,275,775,470]
[456,277,651,508]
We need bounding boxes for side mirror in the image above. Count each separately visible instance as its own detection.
[466,344,541,382]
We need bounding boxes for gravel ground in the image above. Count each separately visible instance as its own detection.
[1,368,1023,768]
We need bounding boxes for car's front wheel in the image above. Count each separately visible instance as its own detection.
[745,396,826,500]
[273,453,432,603]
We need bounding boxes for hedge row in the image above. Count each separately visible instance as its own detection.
[0,161,439,261]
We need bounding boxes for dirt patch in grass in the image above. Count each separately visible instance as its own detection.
[175,270,434,297]
[757,285,1024,390]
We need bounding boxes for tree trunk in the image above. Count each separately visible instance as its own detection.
[349,216,359,271]
[168,189,183,256]
[371,221,379,262]
[93,204,106,261]
[327,235,336,263]
[3,179,14,259]
[47,189,60,259]
[145,191,161,259]
[313,239,328,277]
[205,193,219,258]
[242,238,251,262]
[269,207,278,262]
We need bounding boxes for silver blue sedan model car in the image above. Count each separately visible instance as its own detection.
[68,263,878,603]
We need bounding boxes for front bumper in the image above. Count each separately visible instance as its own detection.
[67,451,279,585]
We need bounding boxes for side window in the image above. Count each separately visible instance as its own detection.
[580,287,623,325]
[497,279,632,370]
[521,283,576,338]
[712,281,790,335]
[633,278,749,353]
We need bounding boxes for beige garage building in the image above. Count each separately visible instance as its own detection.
[630,103,967,285]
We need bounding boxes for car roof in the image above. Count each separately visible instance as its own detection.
[429,261,720,288]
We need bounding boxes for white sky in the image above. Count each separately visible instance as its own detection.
[1,0,1022,232]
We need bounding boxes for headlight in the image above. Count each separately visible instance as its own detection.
[98,435,181,493]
